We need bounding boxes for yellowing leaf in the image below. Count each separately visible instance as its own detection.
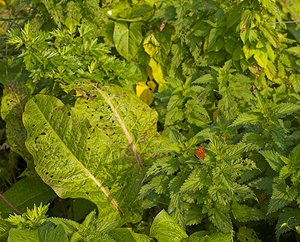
[143,34,160,57]
[254,50,268,68]
[149,58,165,84]
[136,82,154,105]
[147,80,157,92]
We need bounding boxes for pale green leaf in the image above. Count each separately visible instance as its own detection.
[108,228,152,242]
[254,50,268,68]
[259,24,279,48]
[113,22,143,61]
[286,46,300,57]
[8,228,39,242]
[38,223,69,242]
[150,210,188,242]
[193,74,216,84]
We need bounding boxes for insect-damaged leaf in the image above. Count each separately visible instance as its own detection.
[1,81,32,164]
[23,84,160,222]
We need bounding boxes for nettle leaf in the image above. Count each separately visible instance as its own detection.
[230,112,262,127]
[150,210,188,242]
[289,143,300,164]
[188,231,232,242]
[259,150,284,172]
[23,84,160,220]
[113,22,144,61]
[237,227,261,242]
[108,228,152,242]
[209,207,233,233]
[272,103,300,117]
[268,180,298,215]
[231,202,265,222]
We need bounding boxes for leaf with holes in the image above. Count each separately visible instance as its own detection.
[1,81,32,164]
[23,84,160,222]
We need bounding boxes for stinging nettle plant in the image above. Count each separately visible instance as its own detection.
[1,0,300,241]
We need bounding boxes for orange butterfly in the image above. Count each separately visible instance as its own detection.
[195,146,205,160]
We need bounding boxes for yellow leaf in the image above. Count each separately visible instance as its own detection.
[147,80,157,92]
[149,58,165,84]
[143,34,160,57]
[136,82,153,105]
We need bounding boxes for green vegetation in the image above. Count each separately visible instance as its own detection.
[0,0,300,241]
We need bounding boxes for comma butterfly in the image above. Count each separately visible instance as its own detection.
[195,146,205,160]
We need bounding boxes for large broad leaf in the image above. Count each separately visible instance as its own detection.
[23,83,160,222]
[113,22,143,61]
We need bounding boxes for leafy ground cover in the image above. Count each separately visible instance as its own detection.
[0,0,300,241]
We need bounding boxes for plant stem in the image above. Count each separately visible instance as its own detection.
[0,193,21,215]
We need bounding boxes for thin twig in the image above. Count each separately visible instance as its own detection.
[269,20,300,24]
[0,193,22,215]
[0,17,27,22]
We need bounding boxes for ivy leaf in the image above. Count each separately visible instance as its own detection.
[150,210,188,242]
[113,22,143,61]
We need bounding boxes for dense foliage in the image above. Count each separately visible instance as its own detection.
[0,0,300,241]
